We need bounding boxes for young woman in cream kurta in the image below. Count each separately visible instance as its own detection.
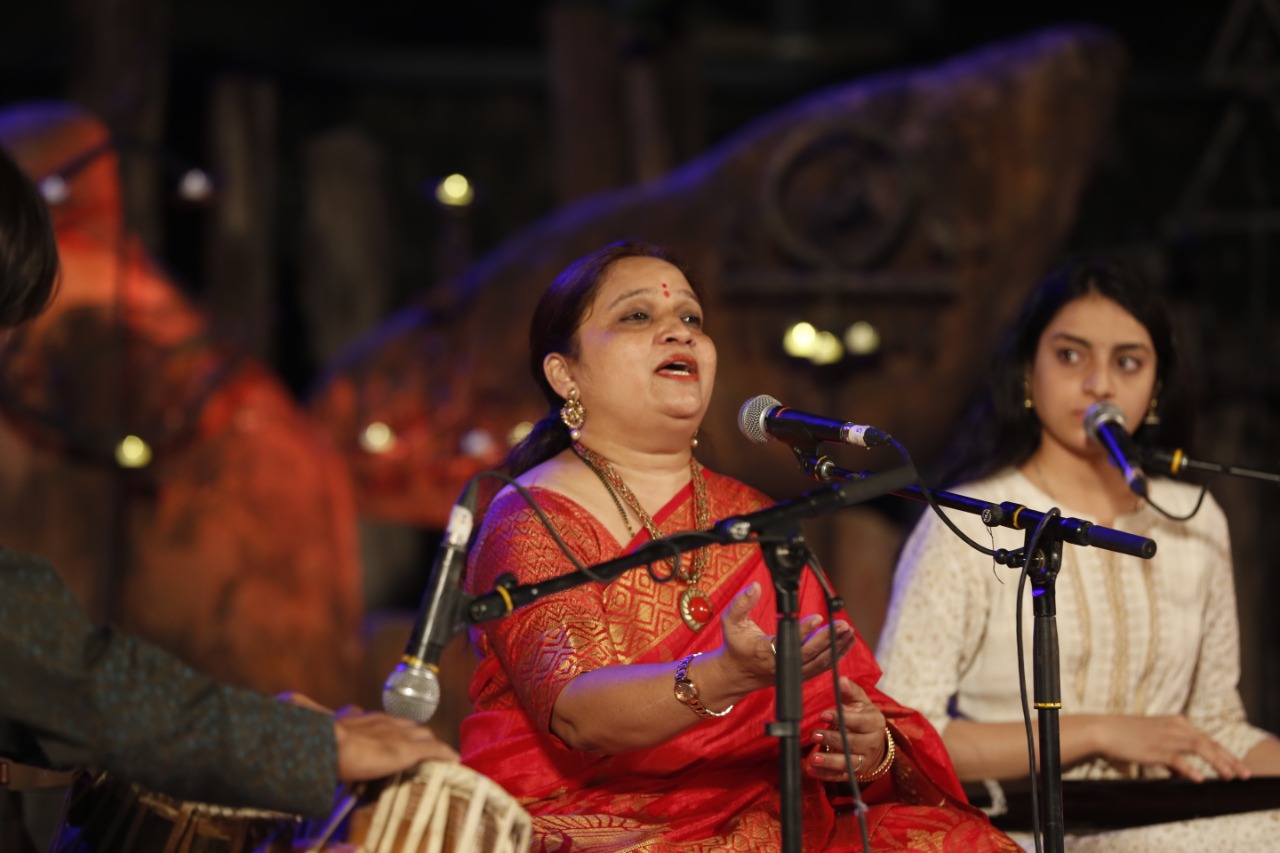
[877,256,1280,851]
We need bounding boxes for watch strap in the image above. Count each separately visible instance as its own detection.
[673,652,734,719]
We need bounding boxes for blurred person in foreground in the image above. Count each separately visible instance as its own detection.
[0,144,456,850]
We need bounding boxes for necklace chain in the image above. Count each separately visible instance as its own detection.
[1029,455,1145,515]
[583,460,636,539]
[572,441,711,584]
[1030,457,1057,502]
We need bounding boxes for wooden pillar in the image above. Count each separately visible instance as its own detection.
[66,0,171,255]
[204,76,278,361]
[297,126,395,367]
[545,1,626,202]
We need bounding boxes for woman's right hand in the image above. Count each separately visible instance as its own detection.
[1088,713,1250,781]
[718,582,855,690]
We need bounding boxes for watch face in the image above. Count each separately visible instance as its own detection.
[674,681,698,703]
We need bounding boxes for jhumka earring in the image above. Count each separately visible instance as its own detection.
[1144,397,1161,427]
[691,430,699,449]
[560,387,586,440]
[1023,378,1034,410]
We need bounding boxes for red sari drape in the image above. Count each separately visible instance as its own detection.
[461,469,1016,852]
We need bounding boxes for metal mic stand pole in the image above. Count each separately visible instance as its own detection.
[756,524,811,853]
[997,522,1065,853]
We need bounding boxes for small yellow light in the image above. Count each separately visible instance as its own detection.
[359,421,397,454]
[782,322,818,358]
[508,421,534,446]
[115,435,152,468]
[844,321,881,355]
[435,173,474,207]
[810,331,844,365]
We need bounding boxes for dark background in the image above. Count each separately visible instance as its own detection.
[0,0,1253,389]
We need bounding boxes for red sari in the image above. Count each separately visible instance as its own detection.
[461,469,1016,852]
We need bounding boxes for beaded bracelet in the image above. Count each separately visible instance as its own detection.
[855,727,896,785]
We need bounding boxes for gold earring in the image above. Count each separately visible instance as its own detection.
[560,387,585,440]
[691,430,699,449]
[1144,397,1160,427]
[1023,378,1034,410]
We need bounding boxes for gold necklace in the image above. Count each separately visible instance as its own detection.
[572,441,714,631]
[581,460,637,540]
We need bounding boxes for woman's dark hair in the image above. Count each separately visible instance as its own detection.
[0,147,59,327]
[933,254,1191,488]
[504,240,701,476]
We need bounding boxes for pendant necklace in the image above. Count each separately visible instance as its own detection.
[573,441,713,631]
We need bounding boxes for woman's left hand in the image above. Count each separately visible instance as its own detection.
[719,582,855,690]
[804,676,889,782]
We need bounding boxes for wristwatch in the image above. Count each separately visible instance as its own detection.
[673,652,734,719]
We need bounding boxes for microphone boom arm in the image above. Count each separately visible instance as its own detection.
[806,459,1155,560]
[1144,447,1280,485]
[465,464,919,626]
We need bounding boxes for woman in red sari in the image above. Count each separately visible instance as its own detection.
[460,242,1016,852]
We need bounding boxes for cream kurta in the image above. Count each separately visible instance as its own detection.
[877,467,1279,850]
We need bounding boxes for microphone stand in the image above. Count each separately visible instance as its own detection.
[757,525,810,853]
[460,464,918,853]
[1144,447,1280,485]
[795,453,1157,853]
[1016,517,1066,851]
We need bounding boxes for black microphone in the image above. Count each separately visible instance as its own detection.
[738,394,890,449]
[1083,401,1148,498]
[382,478,478,722]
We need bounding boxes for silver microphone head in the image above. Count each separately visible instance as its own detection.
[1083,401,1125,441]
[381,661,442,723]
[739,395,781,444]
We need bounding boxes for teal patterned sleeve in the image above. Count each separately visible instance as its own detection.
[0,550,337,817]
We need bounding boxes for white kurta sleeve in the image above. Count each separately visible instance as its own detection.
[877,506,995,737]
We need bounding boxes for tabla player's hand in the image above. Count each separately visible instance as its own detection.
[333,709,459,781]
[277,691,331,713]
[278,691,458,780]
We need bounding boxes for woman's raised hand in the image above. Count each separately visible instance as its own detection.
[719,582,855,691]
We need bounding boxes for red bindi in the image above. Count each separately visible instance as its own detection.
[661,282,670,299]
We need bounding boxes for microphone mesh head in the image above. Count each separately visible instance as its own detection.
[382,662,442,723]
[739,395,781,444]
[1083,401,1125,442]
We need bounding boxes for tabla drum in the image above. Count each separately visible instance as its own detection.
[296,761,531,853]
[50,771,302,853]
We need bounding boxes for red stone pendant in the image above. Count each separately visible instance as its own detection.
[679,586,713,631]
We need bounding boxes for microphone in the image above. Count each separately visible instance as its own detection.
[382,479,478,722]
[738,394,890,449]
[1083,401,1148,498]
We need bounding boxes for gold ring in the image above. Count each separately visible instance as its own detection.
[821,742,831,753]
[854,754,865,774]
[770,637,777,655]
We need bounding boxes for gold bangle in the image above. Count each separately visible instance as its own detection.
[855,727,896,785]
